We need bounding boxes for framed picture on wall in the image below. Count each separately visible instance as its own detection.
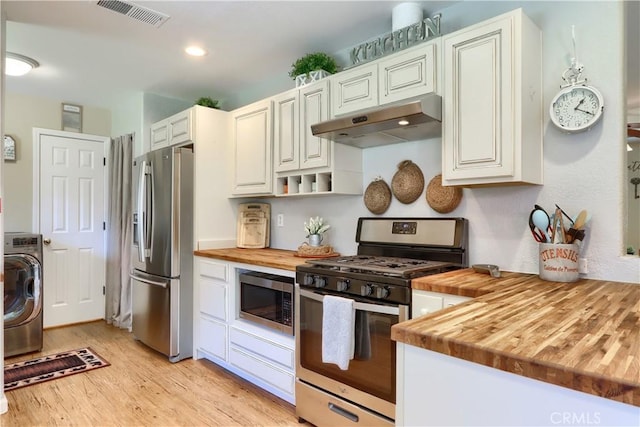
[4,135,16,161]
[62,103,82,132]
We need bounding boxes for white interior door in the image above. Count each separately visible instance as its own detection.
[34,128,108,328]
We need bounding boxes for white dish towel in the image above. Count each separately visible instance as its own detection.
[322,295,355,370]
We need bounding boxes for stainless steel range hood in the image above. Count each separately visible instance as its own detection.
[311,94,442,148]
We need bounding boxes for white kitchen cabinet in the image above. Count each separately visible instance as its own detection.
[273,80,330,173]
[150,108,193,151]
[273,79,363,197]
[231,99,273,196]
[441,8,543,187]
[194,258,229,363]
[412,289,471,318]
[331,62,378,116]
[193,258,296,404]
[378,41,438,106]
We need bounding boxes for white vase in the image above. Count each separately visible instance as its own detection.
[295,70,330,88]
[308,234,323,247]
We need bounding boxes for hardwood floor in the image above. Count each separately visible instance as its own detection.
[1,321,303,426]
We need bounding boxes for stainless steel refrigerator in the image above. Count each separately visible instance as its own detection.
[130,145,193,362]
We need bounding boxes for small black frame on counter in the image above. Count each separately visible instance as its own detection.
[62,103,82,133]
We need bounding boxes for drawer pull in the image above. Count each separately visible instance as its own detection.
[328,403,359,422]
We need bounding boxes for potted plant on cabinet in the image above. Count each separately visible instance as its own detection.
[289,52,338,87]
[195,97,220,109]
[304,216,330,247]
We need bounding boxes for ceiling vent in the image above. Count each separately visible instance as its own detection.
[96,0,170,28]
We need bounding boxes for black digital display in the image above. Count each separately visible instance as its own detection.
[391,221,417,234]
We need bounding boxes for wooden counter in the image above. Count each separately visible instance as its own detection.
[393,268,640,407]
[194,248,307,271]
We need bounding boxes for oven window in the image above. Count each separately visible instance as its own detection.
[241,282,290,325]
[298,293,397,403]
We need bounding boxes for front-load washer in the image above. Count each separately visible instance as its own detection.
[4,232,43,358]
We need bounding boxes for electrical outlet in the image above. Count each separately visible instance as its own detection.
[578,258,588,274]
[277,214,284,227]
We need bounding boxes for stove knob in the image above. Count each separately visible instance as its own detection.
[376,286,390,299]
[303,274,314,286]
[361,284,373,297]
[337,279,350,292]
[314,276,327,288]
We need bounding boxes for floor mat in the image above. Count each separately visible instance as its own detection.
[4,347,110,391]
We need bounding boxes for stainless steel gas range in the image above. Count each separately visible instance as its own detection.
[295,217,468,426]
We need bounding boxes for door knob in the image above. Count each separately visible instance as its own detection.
[43,238,51,245]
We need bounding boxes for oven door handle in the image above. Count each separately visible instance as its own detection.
[299,288,401,316]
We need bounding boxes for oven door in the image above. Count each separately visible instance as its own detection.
[296,286,408,421]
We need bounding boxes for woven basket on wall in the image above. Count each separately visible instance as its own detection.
[363,177,392,214]
[426,174,463,213]
[391,160,424,204]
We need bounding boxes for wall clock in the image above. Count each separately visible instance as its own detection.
[4,135,16,161]
[549,84,604,134]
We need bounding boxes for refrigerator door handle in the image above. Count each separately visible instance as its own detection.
[129,272,168,288]
[136,160,147,262]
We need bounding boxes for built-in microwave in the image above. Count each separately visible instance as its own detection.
[238,271,294,335]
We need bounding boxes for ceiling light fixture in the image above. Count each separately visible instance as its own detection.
[185,46,207,57]
[5,52,39,76]
[398,119,410,126]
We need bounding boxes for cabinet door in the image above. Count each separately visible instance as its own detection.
[378,42,437,105]
[168,109,193,146]
[331,63,378,117]
[150,120,169,151]
[412,291,443,318]
[232,99,273,195]
[300,80,330,170]
[442,15,515,182]
[273,89,299,172]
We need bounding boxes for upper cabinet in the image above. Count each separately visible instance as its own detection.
[231,99,273,196]
[150,108,193,151]
[274,80,331,173]
[330,40,439,118]
[441,8,543,187]
[378,42,437,106]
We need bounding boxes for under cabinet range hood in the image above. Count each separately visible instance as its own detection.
[311,94,442,148]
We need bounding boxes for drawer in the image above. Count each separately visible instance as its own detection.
[199,317,227,361]
[199,279,227,321]
[199,259,228,281]
[229,327,294,370]
[229,346,295,395]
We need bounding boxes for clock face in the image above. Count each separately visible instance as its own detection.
[550,85,604,133]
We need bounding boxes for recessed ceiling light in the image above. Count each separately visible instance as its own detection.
[398,119,410,126]
[185,46,207,57]
[5,52,39,76]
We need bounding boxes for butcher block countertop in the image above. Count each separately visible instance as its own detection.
[194,248,307,271]
[393,269,640,407]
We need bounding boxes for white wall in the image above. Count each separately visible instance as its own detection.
[263,1,639,283]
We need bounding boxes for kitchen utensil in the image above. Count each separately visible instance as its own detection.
[551,207,566,244]
[531,209,551,243]
[566,228,586,243]
[472,264,501,278]
[554,204,575,225]
[572,210,588,230]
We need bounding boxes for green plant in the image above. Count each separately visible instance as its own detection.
[195,97,220,109]
[289,52,338,80]
[304,216,330,237]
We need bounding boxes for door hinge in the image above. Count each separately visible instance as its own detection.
[103,286,106,295]
[103,157,106,166]
[103,222,106,230]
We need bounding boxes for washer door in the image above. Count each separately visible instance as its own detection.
[4,254,42,327]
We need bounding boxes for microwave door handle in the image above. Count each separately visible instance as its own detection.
[298,288,400,316]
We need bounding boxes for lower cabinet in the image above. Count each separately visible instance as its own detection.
[194,257,296,404]
[412,289,471,318]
